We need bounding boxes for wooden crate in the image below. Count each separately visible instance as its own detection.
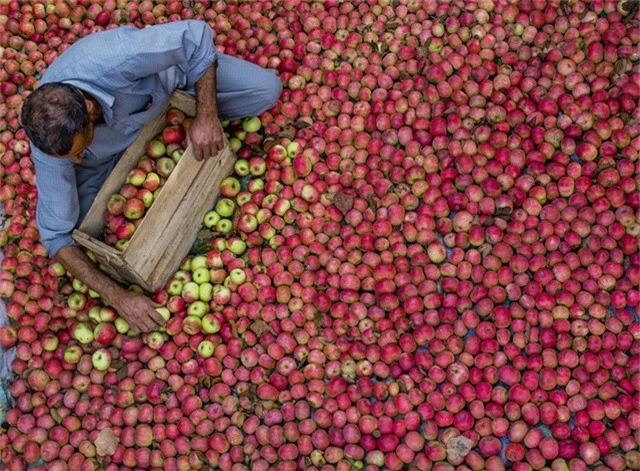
[72,91,236,292]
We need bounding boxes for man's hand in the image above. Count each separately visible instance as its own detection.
[111,292,166,333]
[187,115,224,161]
[56,246,166,334]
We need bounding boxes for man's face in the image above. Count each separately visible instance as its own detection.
[65,123,94,164]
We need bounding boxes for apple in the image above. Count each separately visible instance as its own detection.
[163,125,185,144]
[229,268,246,285]
[199,282,213,302]
[201,314,221,334]
[63,345,83,364]
[182,316,202,335]
[181,282,200,303]
[212,285,231,305]
[136,189,155,208]
[192,267,210,285]
[191,255,207,270]
[249,157,266,176]
[166,278,183,296]
[68,292,87,311]
[107,194,126,215]
[234,158,249,176]
[215,219,233,234]
[286,140,300,158]
[155,307,170,322]
[268,144,287,163]
[203,211,221,228]
[73,323,94,344]
[242,116,261,133]
[237,214,258,233]
[197,340,215,358]
[229,137,242,152]
[220,176,241,198]
[215,198,235,217]
[115,222,136,240]
[166,108,186,125]
[41,333,59,352]
[226,238,247,255]
[146,139,166,158]
[187,300,208,318]
[92,348,112,371]
[94,323,117,345]
[88,306,102,323]
[123,198,145,220]
[88,289,101,299]
[142,172,161,192]
[0,326,18,348]
[72,278,88,293]
[247,178,264,193]
[146,332,165,350]
[100,306,118,322]
[119,183,138,199]
[136,156,155,173]
[167,296,186,313]
[156,157,175,178]
[114,317,130,334]
[126,167,147,186]
[115,239,129,252]
[171,149,184,163]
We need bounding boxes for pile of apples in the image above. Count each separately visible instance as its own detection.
[0,1,639,471]
[102,108,187,251]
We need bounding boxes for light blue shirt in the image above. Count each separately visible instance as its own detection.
[32,21,216,256]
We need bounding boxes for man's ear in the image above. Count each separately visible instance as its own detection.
[84,98,97,118]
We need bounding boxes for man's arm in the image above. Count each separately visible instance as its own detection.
[187,61,224,161]
[56,246,165,333]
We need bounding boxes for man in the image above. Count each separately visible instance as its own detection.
[21,20,282,333]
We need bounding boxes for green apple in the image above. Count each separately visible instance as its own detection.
[229,137,242,153]
[215,198,235,218]
[192,267,210,285]
[242,116,261,133]
[73,322,94,344]
[92,348,112,371]
[63,345,82,364]
[146,331,165,350]
[187,300,208,318]
[72,278,88,293]
[191,255,207,270]
[197,340,215,358]
[129,284,143,294]
[226,238,247,255]
[286,140,301,158]
[229,268,246,285]
[41,333,59,352]
[167,278,183,296]
[234,158,249,176]
[88,289,101,298]
[199,282,213,302]
[114,317,130,334]
[201,314,221,334]
[100,306,118,322]
[67,292,87,311]
[155,307,171,322]
[88,306,102,323]
[180,258,192,271]
[203,210,221,228]
[215,219,233,234]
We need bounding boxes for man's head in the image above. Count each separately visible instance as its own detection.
[21,83,97,163]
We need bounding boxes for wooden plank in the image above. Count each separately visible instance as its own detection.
[127,141,234,288]
[145,145,236,289]
[72,230,152,290]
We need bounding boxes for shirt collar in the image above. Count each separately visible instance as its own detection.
[62,79,115,127]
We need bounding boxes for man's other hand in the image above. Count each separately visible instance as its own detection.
[187,115,224,161]
[113,292,166,333]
